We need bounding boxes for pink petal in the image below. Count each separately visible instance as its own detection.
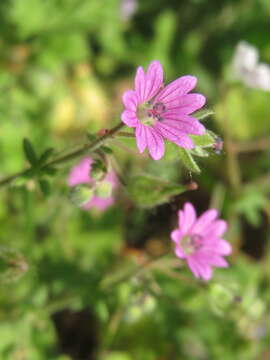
[154,75,197,104]
[84,195,114,211]
[135,61,164,103]
[122,90,139,111]
[200,266,213,281]
[135,66,145,103]
[163,93,206,114]
[155,121,194,149]
[143,60,163,102]
[178,202,196,233]
[210,256,229,268]
[171,229,181,244]
[187,257,201,278]
[145,126,165,160]
[121,110,138,127]
[192,209,218,234]
[197,251,229,268]
[203,220,228,238]
[135,123,147,153]
[160,116,205,135]
[191,255,213,280]
[68,157,92,186]
[175,245,185,259]
[217,239,232,255]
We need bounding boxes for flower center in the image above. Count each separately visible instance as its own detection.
[181,234,203,255]
[137,101,166,126]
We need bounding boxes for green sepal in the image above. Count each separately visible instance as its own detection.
[178,148,201,173]
[193,108,214,121]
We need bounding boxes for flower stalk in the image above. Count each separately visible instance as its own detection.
[0,122,124,188]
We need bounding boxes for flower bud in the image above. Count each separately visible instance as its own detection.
[90,160,107,181]
[69,184,94,207]
[95,181,113,198]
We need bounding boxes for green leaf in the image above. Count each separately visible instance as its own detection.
[100,145,113,154]
[86,132,97,142]
[39,148,54,165]
[191,131,216,148]
[41,166,58,177]
[39,179,51,197]
[23,138,38,166]
[193,108,214,121]
[127,175,187,207]
[178,148,201,173]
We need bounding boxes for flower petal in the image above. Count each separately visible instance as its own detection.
[143,60,164,102]
[68,157,92,186]
[154,75,197,104]
[160,116,206,135]
[155,121,194,149]
[217,239,232,255]
[200,265,213,281]
[122,90,139,111]
[171,229,181,244]
[175,245,185,259]
[163,93,206,114]
[146,126,165,160]
[209,256,229,268]
[135,123,147,153]
[178,202,197,233]
[135,66,145,103]
[203,220,228,238]
[191,255,213,280]
[187,257,201,278]
[135,61,164,103]
[192,209,218,234]
[121,110,138,127]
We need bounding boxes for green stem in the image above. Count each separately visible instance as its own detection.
[0,122,125,187]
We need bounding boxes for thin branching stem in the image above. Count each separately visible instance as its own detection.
[0,122,125,187]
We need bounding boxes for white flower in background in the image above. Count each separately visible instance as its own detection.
[120,0,138,21]
[232,41,270,91]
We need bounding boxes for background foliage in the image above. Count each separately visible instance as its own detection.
[1,0,270,359]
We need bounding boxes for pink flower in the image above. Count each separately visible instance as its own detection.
[121,60,206,160]
[68,157,117,211]
[171,202,232,281]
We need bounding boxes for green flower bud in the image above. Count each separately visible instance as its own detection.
[69,184,94,206]
[91,160,107,181]
[95,181,113,198]
[209,283,234,316]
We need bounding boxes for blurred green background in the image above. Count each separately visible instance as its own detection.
[1,0,270,359]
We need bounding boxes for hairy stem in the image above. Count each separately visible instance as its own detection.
[0,122,125,187]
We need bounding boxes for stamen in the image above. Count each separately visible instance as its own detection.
[181,234,203,255]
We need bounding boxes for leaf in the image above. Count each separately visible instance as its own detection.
[193,108,214,121]
[41,166,58,177]
[39,179,51,196]
[127,175,187,207]
[100,145,113,154]
[86,132,97,142]
[39,148,54,165]
[23,138,38,166]
[190,131,216,148]
[178,148,201,173]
